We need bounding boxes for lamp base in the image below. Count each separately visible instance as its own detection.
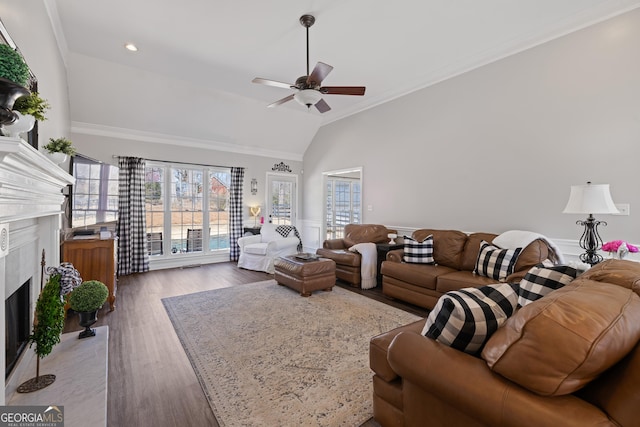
[576,214,606,266]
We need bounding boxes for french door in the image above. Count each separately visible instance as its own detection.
[266,173,297,226]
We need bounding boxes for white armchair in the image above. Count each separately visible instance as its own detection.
[237,223,300,273]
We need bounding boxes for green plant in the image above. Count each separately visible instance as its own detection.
[13,92,50,121]
[69,280,109,312]
[29,274,65,358]
[0,44,30,87]
[43,137,76,156]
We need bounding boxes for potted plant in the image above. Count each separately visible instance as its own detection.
[68,280,109,339]
[13,92,49,121]
[0,44,30,125]
[43,137,76,165]
[1,92,49,137]
[18,273,65,392]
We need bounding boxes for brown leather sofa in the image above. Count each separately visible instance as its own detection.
[316,224,394,287]
[370,259,640,427]
[381,229,555,309]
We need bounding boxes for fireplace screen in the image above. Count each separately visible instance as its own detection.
[5,279,30,379]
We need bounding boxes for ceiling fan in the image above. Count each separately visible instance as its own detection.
[252,14,366,113]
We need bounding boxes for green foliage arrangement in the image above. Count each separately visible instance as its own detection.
[13,92,50,121]
[69,280,109,312]
[0,44,30,87]
[29,274,65,358]
[43,137,76,156]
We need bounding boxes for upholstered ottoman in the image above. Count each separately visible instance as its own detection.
[274,256,336,297]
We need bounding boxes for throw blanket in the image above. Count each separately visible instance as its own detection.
[46,262,83,296]
[493,230,565,264]
[348,243,377,290]
[275,225,303,252]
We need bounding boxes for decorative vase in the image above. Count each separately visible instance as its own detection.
[0,77,29,125]
[1,111,35,137]
[45,151,68,165]
[77,310,98,339]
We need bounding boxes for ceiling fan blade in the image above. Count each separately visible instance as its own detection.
[307,62,333,86]
[267,94,295,108]
[314,98,331,113]
[321,86,366,96]
[252,78,294,90]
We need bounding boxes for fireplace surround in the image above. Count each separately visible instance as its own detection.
[0,136,73,404]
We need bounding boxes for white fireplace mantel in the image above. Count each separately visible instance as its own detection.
[1,136,74,405]
[0,136,74,223]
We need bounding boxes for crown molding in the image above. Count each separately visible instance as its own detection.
[70,122,303,162]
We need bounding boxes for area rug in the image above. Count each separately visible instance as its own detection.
[162,280,422,426]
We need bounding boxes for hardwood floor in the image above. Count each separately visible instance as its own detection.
[63,262,427,426]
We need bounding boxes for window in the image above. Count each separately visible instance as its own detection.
[326,177,360,240]
[72,155,119,227]
[144,162,230,257]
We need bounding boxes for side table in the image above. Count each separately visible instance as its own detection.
[376,243,404,285]
[243,226,262,236]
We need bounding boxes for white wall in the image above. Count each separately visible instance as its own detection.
[303,8,640,249]
[0,1,70,144]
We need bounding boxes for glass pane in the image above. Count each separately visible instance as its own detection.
[271,181,292,225]
[209,171,230,250]
[89,164,101,179]
[170,168,204,254]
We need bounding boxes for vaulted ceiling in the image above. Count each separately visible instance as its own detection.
[50,0,640,159]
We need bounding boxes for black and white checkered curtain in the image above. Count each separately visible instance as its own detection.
[229,167,244,261]
[116,157,149,275]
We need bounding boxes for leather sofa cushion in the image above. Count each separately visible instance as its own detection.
[436,271,499,294]
[315,248,360,267]
[578,259,640,295]
[413,229,467,270]
[482,278,640,396]
[381,262,456,291]
[513,239,550,275]
[370,319,425,382]
[343,224,390,247]
[460,233,497,271]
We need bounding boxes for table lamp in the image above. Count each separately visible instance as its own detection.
[562,181,619,266]
[249,206,261,227]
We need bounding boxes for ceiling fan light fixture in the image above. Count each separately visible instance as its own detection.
[294,89,322,108]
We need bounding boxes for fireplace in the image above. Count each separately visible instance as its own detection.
[5,279,30,378]
[1,136,74,404]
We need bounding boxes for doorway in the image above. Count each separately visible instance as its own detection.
[322,167,362,241]
[266,173,297,226]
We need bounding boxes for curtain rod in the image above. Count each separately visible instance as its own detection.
[112,155,235,170]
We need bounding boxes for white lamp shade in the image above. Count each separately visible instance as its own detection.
[293,89,322,107]
[562,183,619,214]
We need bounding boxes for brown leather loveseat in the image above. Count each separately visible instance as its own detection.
[370,259,640,427]
[381,229,556,309]
[316,224,394,287]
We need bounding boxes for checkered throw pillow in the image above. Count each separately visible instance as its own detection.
[474,240,522,281]
[403,234,434,264]
[518,263,578,307]
[422,283,519,354]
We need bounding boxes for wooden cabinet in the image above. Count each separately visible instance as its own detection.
[63,238,117,311]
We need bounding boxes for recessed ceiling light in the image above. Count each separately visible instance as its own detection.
[124,43,138,52]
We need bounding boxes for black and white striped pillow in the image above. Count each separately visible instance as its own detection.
[518,264,578,307]
[422,283,519,354]
[474,241,522,282]
[403,234,434,264]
